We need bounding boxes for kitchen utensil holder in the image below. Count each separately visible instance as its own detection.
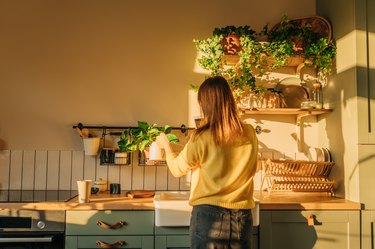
[260,159,335,195]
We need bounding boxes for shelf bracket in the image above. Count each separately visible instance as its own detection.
[296,63,305,76]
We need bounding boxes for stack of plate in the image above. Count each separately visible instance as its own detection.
[308,147,332,162]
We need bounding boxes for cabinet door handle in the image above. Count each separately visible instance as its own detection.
[96,220,126,229]
[96,240,125,248]
[307,214,315,226]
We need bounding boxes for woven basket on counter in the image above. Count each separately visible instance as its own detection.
[260,159,335,195]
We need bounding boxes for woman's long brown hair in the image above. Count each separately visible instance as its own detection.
[194,76,244,146]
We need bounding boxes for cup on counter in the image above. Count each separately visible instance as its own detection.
[110,183,121,194]
[77,180,92,203]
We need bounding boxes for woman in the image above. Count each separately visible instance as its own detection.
[156,76,258,249]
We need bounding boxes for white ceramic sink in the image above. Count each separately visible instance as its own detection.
[154,191,192,227]
[154,191,260,227]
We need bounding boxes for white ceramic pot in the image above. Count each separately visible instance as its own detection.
[149,141,164,161]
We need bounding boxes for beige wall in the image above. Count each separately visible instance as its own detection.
[0,0,316,150]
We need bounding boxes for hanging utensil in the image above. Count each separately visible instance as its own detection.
[76,127,84,137]
[81,128,90,138]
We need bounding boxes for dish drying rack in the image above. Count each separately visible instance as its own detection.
[260,159,335,195]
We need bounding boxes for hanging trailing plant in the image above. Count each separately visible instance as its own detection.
[267,15,337,76]
[192,16,337,103]
[194,26,260,93]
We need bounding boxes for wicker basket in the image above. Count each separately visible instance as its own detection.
[261,159,335,195]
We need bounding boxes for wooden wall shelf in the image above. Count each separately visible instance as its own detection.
[240,108,332,117]
[222,55,306,75]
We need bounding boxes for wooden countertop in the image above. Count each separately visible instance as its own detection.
[254,191,362,210]
[0,192,155,211]
[0,191,362,211]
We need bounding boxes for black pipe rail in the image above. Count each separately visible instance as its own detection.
[72,123,193,136]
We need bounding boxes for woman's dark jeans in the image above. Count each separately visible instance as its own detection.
[190,204,253,249]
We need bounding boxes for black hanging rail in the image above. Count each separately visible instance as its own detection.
[72,123,193,136]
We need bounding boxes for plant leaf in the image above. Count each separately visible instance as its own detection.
[166,133,179,143]
[164,125,172,134]
[138,121,149,132]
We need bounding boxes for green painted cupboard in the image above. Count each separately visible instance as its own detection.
[155,227,190,249]
[65,210,154,249]
[259,210,360,249]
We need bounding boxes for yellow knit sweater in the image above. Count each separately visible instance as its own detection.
[166,124,258,209]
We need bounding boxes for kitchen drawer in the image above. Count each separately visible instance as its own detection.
[78,235,153,249]
[66,210,154,235]
[66,235,154,249]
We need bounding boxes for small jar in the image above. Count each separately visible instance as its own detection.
[265,88,281,108]
[93,178,108,192]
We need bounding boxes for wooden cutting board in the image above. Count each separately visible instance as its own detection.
[126,190,155,199]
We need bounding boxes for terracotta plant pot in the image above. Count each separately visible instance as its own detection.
[222,34,242,55]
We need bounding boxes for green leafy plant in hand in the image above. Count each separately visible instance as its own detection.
[134,121,179,152]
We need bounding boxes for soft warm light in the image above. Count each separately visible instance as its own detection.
[336,30,366,73]
[188,89,201,128]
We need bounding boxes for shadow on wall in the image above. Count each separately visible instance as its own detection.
[0,139,6,150]
[323,67,349,198]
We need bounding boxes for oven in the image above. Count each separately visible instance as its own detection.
[0,190,78,249]
[0,210,65,249]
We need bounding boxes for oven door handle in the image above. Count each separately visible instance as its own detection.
[0,237,53,243]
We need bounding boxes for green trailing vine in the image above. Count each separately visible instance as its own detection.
[193,15,337,94]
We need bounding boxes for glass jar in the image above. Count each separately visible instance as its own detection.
[312,82,323,109]
[265,88,281,108]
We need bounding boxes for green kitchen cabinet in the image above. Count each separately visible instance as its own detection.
[155,227,190,249]
[259,210,360,249]
[362,210,375,249]
[65,210,154,249]
[356,0,375,144]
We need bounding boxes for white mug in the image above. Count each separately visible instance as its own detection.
[77,180,92,203]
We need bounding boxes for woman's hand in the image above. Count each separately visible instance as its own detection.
[156,133,173,155]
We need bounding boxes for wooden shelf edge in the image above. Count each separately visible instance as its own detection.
[240,108,332,116]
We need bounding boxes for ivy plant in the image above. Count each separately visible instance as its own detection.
[213,25,256,37]
[193,16,337,99]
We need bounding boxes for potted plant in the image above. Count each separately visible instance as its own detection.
[133,121,179,165]
[266,15,337,77]
[193,25,265,100]
[115,129,138,165]
[213,25,256,55]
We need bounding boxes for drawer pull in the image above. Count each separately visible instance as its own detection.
[96,240,125,248]
[307,214,315,226]
[96,220,126,229]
